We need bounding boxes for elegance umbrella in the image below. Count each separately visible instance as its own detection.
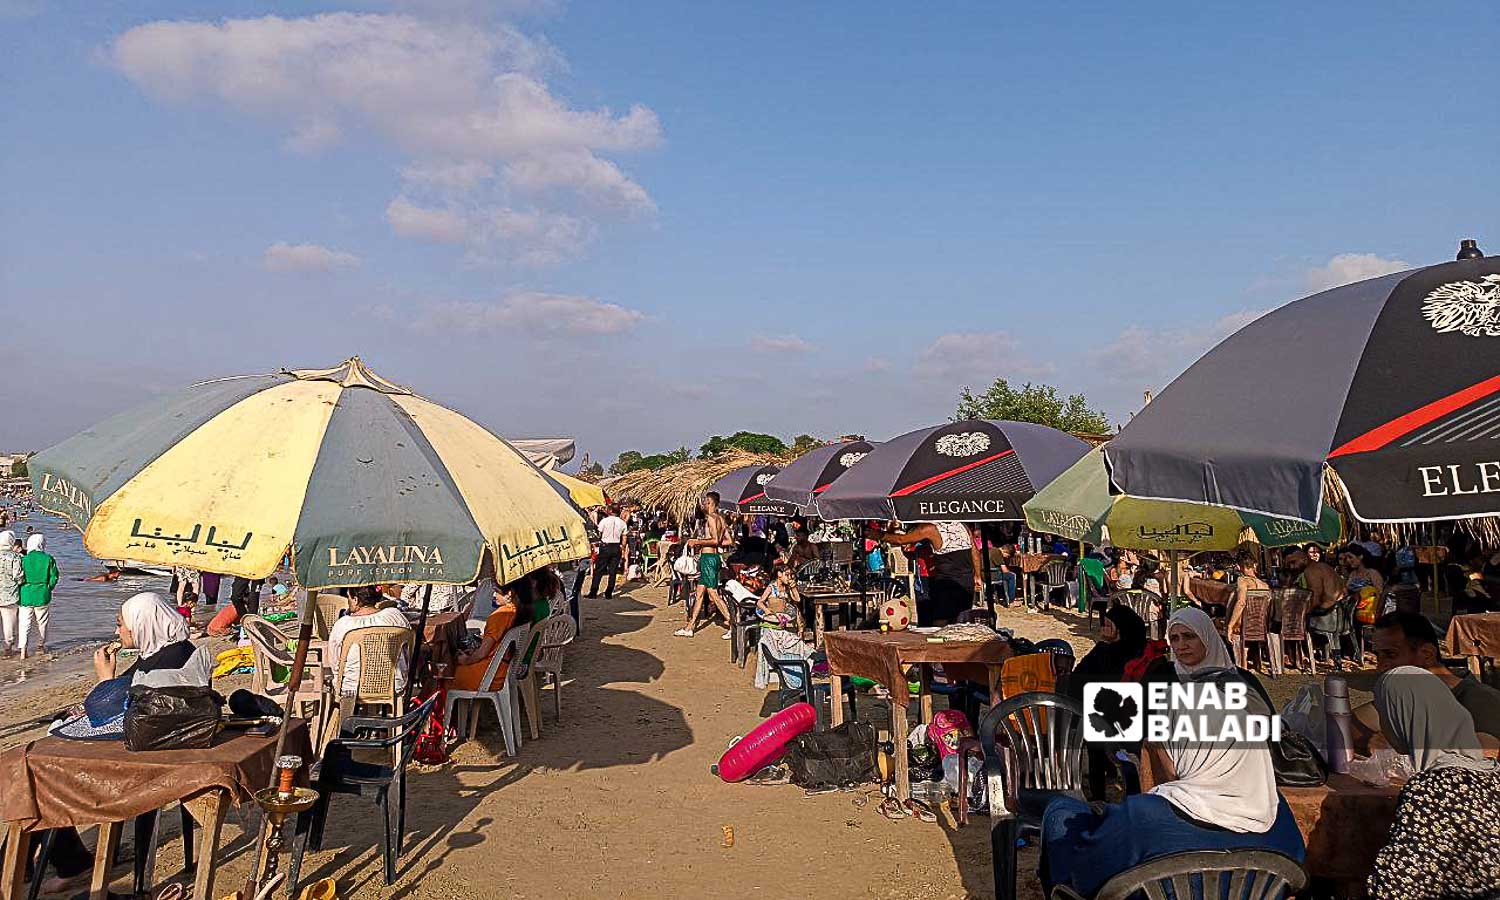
[1024,447,1343,550]
[1106,248,1500,526]
[29,357,591,587]
[762,439,878,515]
[816,420,1090,522]
[708,464,800,517]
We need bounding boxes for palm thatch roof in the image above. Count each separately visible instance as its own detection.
[603,451,787,524]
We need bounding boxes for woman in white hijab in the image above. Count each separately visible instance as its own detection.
[92,591,212,688]
[0,531,22,657]
[1368,666,1500,899]
[1039,606,1304,897]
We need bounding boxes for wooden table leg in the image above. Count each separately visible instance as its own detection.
[184,791,228,900]
[892,689,911,802]
[830,672,845,727]
[89,821,122,900]
[919,665,933,726]
[814,605,826,648]
[2,824,26,900]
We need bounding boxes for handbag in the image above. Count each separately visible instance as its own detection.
[673,548,699,577]
[785,721,879,790]
[123,685,224,751]
[1271,730,1329,787]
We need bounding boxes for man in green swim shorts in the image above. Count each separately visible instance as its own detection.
[676,491,734,638]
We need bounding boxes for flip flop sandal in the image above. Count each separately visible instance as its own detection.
[904,799,938,823]
[877,797,908,820]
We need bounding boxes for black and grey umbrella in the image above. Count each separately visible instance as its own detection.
[1106,246,1500,525]
[816,420,1090,522]
[762,440,878,515]
[708,464,800,517]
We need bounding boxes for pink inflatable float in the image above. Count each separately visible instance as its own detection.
[716,702,818,782]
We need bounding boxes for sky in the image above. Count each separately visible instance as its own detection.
[2,1,1497,471]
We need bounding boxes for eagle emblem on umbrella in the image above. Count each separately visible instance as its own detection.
[935,432,991,457]
[1423,275,1500,337]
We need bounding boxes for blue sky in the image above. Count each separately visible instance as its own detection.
[3,1,1496,469]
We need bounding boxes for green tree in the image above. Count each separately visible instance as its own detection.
[955,379,1112,434]
[580,461,604,478]
[610,447,691,474]
[699,431,789,458]
[790,434,820,455]
[608,450,645,475]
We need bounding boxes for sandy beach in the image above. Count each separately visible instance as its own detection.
[0,579,1367,900]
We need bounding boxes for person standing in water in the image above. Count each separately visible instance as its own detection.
[18,533,58,658]
[0,531,22,657]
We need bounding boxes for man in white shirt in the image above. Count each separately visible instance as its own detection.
[588,506,629,599]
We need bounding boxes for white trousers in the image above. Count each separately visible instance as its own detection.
[0,605,15,651]
[17,605,49,653]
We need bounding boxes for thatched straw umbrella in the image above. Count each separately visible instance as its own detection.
[604,451,787,524]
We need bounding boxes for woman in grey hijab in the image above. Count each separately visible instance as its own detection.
[1368,666,1500,899]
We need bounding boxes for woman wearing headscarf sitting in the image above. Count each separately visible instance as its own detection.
[33,593,213,895]
[1064,605,1149,799]
[1143,607,1275,711]
[1039,613,1305,897]
[1367,667,1500,900]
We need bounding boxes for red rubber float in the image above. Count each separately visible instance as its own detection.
[716,702,818,782]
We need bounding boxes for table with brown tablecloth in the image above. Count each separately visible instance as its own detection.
[1186,576,1233,608]
[1445,612,1500,665]
[0,721,311,900]
[1018,553,1062,575]
[1283,774,1401,886]
[824,630,1012,800]
[418,610,469,673]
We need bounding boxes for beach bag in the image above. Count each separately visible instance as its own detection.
[784,721,879,790]
[1354,586,1381,626]
[124,685,223,751]
[1271,730,1329,787]
[673,549,699,577]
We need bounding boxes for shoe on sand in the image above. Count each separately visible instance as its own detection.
[673,628,694,637]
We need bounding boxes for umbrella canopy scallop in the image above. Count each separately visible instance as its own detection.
[28,358,591,588]
[708,464,799,517]
[762,440,878,515]
[816,420,1090,522]
[1107,252,1500,526]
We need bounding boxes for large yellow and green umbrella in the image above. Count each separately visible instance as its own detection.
[29,357,590,588]
[1023,447,1342,552]
[543,463,608,509]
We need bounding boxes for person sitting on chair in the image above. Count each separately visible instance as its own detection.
[326,586,410,698]
[451,579,533,693]
[1040,612,1305,897]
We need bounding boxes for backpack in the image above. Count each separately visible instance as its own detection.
[784,722,879,790]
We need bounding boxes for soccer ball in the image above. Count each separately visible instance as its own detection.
[880,596,912,631]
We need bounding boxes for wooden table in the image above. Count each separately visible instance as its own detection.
[801,589,868,647]
[1444,612,1500,675]
[823,630,1011,801]
[1283,774,1401,888]
[1186,576,1232,609]
[0,721,310,900]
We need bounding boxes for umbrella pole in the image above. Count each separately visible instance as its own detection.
[1169,549,1179,606]
[247,584,320,898]
[404,584,434,709]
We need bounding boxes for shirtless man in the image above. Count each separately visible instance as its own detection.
[1282,547,1343,611]
[675,492,734,638]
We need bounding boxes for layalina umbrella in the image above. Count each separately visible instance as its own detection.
[1024,447,1343,551]
[1106,248,1500,526]
[29,357,591,587]
[762,439,878,515]
[708,464,800,517]
[815,420,1090,522]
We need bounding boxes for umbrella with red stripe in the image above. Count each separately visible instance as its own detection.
[815,421,1090,522]
[762,439,879,515]
[708,464,800,517]
[1106,243,1500,525]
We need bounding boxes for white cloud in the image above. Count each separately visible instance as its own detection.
[1304,253,1410,293]
[386,197,468,243]
[109,13,661,260]
[750,334,816,354]
[914,331,1054,383]
[420,291,645,336]
[262,242,361,272]
[1090,308,1267,382]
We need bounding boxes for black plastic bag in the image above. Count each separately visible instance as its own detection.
[785,721,878,790]
[124,685,224,751]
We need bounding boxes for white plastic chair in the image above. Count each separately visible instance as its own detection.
[528,613,578,721]
[444,622,531,757]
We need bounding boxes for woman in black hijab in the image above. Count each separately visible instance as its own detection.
[1065,604,1150,800]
